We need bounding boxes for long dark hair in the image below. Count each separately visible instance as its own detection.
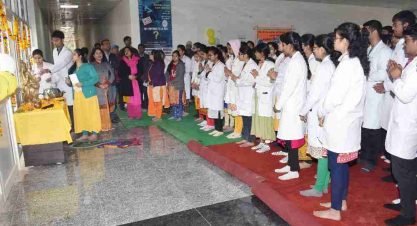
[239,44,256,62]
[68,48,87,74]
[315,34,340,66]
[208,46,225,64]
[90,47,107,63]
[254,43,274,63]
[167,50,181,73]
[335,22,370,75]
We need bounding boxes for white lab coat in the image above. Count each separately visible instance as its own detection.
[276,51,307,140]
[206,61,226,114]
[236,58,257,117]
[225,56,245,105]
[182,55,192,100]
[319,54,366,153]
[386,57,417,160]
[253,60,275,117]
[199,60,212,109]
[381,38,407,130]
[191,59,200,97]
[273,53,290,119]
[52,46,74,106]
[32,62,56,95]
[363,41,392,129]
[300,56,335,147]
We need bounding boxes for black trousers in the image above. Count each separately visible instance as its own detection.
[138,79,148,109]
[285,141,300,172]
[391,155,417,218]
[214,111,224,132]
[68,105,74,133]
[117,84,125,109]
[360,128,383,166]
[242,116,255,142]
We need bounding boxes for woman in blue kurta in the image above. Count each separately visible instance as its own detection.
[71,49,102,142]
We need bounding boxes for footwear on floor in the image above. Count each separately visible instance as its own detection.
[198,121,207,126]
[275,165,290,173]
[168,116,175,120]
[384,215,416,226]
[251,143,264,150]
[300,188,323,197]
[272,151,288,156]
[228,133,241,139]
[279,156,288,164]
[175,118,182,121]
[299,162,312,169]
[384,159,391,164]
[384,203,401,212]
[209,130,218,135]
[152,117,161,122]
[88,134,98,142]
[213,131,224,137]
[256,144,270,153]
[382,175,395,183]
[278,171,299,181]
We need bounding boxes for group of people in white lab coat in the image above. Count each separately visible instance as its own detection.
[189,10,417,225]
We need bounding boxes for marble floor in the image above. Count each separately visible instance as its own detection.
[0,126,287,226]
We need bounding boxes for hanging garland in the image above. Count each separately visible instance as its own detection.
[0,0,9,53]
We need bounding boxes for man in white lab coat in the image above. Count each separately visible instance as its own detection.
[178,44,192,113]
[41,30,74,131]
[384,24,417,226]
[360,20,392,172]
[374,11,415,166]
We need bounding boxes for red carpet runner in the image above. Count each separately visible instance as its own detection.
[187,140,415,226]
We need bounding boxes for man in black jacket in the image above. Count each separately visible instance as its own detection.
[137,43,150,110]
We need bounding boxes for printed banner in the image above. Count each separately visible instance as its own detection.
[138,0,172,54]
[255,27,292,43]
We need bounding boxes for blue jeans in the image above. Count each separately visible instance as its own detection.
[171,90,184,119]
[328,150,349,211]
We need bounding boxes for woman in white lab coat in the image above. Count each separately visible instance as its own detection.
[250,43,276,153]
[271,39,291,157]
[198,46,215,131]
[313,22,368,221]
[234,45,258,148]
[191,51,202,121]
[299,34,337,197]
[205,47,226,137]
[225,40,245,139]
[274,32,307,181]
[31,49,56,95]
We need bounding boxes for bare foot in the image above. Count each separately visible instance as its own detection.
[76,135,89,142]
[319,200,347,211]
[313,208,341,221]
[88,134,98,142]
[240,142,254,148]
[236,140,247,145]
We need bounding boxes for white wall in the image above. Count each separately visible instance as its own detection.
[100,0,400,49]
[98,0,140,48]
[171,0,400,46]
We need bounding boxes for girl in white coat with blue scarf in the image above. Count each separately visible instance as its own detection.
[274,32,308,181]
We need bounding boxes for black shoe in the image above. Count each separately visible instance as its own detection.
[382,175,395,183]
[385,215,415,226]
[384,203,401,212]
[361,162,375,173]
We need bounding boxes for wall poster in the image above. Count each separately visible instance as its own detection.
[255,26,293,43]
[138,0,172,54]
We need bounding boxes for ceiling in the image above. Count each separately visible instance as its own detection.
[284,0,417,9]
[37,0,122,29]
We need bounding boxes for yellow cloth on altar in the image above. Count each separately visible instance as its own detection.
[14,99,73,145]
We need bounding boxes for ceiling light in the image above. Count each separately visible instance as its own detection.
[60,4,79,9]
[60,26,72,29]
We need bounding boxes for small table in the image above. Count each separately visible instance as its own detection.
[14,99,72,166]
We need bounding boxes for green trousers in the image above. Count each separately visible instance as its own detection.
[313,157,330,192]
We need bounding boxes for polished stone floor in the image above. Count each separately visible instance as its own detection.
[0,126,287,226]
